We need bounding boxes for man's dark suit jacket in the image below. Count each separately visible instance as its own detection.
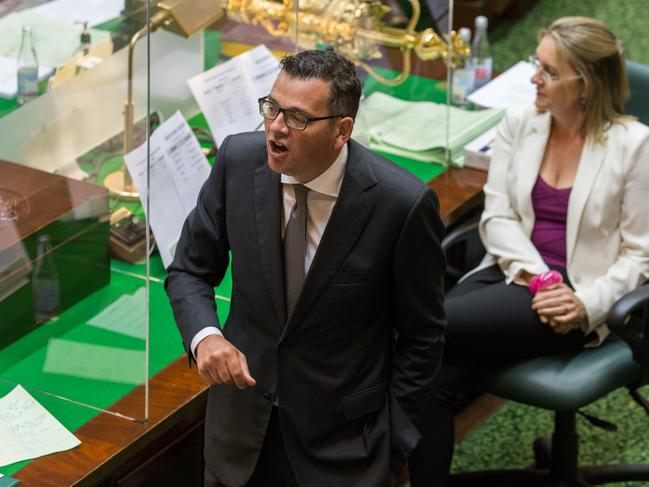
[165,131,446,487]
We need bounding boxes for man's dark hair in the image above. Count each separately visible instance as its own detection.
[279,49,362,119]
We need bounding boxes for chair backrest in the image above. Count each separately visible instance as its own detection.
[625,60,649,125]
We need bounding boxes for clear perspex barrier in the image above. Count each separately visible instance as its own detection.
[0,0,152,454]
[0,0,467,476]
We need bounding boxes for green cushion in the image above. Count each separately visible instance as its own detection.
[626,60,649,125]
[475,340,642,412]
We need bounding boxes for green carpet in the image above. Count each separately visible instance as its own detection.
[489,0,649,72]
[452,386,649,486]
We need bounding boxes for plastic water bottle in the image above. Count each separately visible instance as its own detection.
[17,25,39,105]
[32,234,60,324]
[471,16,492,90]
[452,27,475,105]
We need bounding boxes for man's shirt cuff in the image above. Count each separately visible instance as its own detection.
[190,326,223,360]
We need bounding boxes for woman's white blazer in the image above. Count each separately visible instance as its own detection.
[475,104,649,342]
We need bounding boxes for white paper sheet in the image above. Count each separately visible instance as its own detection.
[467,61,537,109]
[0,10,111,71]
[0,55,53,98]
[0,385,80,467]
[32,0,124,27]
[124,111,211,268]
[43,339,146,385]
[86,287,147,339]
[188,44,280,146]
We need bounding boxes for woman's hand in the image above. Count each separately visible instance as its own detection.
[531,282,588,334]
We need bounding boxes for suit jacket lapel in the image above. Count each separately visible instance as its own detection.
[566,137,606,263]
[254,163,286,330]
[280,141,377,341]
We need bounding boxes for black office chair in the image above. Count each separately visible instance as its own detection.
[625,60,649,126]
[442,220,649,486]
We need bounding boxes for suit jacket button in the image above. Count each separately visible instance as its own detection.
[263,393,273,402]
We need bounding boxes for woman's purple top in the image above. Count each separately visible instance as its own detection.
[531,176,572,268]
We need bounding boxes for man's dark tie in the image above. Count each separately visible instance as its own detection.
[284,184,309,320]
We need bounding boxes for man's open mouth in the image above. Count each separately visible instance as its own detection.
[269,140,288,153]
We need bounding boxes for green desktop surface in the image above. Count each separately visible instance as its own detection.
[0,260,231,477]
[0,28,448,477]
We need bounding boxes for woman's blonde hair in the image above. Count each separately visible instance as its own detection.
[540,16,631,141]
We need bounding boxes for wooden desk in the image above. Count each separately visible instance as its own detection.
[15,358,207,487]
[429,166,487,227]
[14,167,488,487]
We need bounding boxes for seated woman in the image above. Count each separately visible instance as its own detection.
[409,16,649,486]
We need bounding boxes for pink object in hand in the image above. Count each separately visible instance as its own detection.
[529,270,563,295]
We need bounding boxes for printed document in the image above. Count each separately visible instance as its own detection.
[188,44,280,146]
[0,385,80,467]
[467,60,536,108]
[124,111,211,268]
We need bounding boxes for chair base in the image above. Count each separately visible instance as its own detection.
[449,411,649,486]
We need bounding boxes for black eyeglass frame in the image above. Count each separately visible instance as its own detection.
[258,97,344,131]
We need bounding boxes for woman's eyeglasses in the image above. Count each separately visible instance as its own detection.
[528,55,583,84]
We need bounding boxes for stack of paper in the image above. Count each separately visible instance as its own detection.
[355,92,504,166]
[463,126,497,171]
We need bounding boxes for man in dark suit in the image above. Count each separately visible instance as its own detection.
[165,49,446,487]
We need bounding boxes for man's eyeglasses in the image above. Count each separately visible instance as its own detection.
[528,55,583,84]
[258,97,343,131]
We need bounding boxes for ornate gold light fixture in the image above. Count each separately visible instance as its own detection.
[224,0,469,86]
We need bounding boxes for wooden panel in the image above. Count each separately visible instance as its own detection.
[0,159,107,251]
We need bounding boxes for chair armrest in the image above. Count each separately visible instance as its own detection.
[607,283,649,330]
[441,219,480,253]
[607,283,649,385]
[441,219,482,291]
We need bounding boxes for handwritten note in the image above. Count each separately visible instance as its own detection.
[188,44,279,145]
[0,385,80,467]
[124,111,211,268]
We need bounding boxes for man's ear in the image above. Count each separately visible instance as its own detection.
[334,116,355,150]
